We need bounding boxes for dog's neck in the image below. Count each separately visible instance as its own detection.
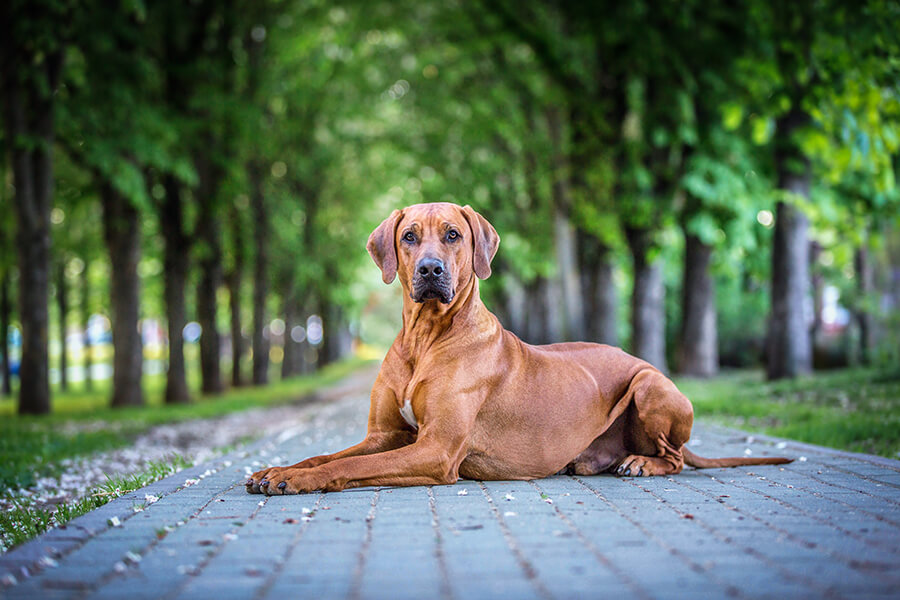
[397,275,492,361]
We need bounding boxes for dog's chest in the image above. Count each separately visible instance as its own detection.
[399,397,418,430]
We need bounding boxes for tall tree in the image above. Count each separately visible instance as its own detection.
[195,161,225,395]
[101,186,145,408]
[761,2,830,379]
[678,230,717,376]
[159,174,191,402]
[767,111,813,378]
[1,0,69,414]
[155,5,194,403]
[244,19,271,386]
[225,201,247,387]
[193,0,240,396]
[249,161,270,385]
[57,0,173,408]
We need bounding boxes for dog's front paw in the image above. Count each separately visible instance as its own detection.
[247,467,331,495]
[246,466,280,494]
[246,466,306,494]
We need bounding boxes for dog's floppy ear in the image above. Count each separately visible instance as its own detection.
[462,205,500,279]
[367,209,403,284]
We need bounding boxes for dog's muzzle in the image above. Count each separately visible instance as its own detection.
[412,257,453,304]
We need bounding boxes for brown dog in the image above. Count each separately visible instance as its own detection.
[247,202,790,495]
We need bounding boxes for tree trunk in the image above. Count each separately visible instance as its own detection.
[227,265,244,388]
[855,242,875,365]
[281,293,299,379]
[226,204,245,387]
[197,258,223,395]
[677,232,718,376]
[101,185,144,408]
[579,231,618,346]
[81,259,93,391]
[626,226,668,373]
[56,260,68,391]
[249,161,269,385]
[546,106,584,340]
[323,303,353,366]
[160,174,191,403]
[767,110,813,380]
[809,240,824,353]
[195,158,224,395]
[1,271,11,397]
[521,276,563,345]
[3,51,63,415]
[502,272,527,337]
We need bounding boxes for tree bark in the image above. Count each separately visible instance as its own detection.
[809,240,824,353]
[281,293,299,379]
[854,241,875,365]
[249,161,269,385]
[1,271,11,397]
[546,106,584,340]
[501,271,527,337]
[195,158,224,395]
[160,174,191,403]
[579,231,618,346]
[81,259,93,391]
[522,276,563,345]
[767,109,813,380]
[196,254,223,395]
[626,226,668,373]
[677,232,718,376]
[56,260,68,391]
[226,204,245,387]
[2,46,64,415]
[323,303,353,366]
[101,185,144,408]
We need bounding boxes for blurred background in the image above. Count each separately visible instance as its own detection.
[1,0,899,416]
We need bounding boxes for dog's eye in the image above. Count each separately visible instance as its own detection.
[403,231,417,243]
[446,230,459,242]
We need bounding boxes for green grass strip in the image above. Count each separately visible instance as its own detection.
[675,367,900,459]
[0,455,192,552]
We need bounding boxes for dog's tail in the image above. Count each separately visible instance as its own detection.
[682,446,793,469]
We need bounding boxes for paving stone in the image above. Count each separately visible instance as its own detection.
[3,373,899,600]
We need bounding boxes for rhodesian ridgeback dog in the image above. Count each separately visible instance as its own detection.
[247,202,790,495]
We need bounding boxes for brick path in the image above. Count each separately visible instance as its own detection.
[2,372,899,599]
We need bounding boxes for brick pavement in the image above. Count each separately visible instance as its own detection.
[2,373,899,599]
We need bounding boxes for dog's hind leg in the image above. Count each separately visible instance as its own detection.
[566,410,628,475]
[613,369,694,477]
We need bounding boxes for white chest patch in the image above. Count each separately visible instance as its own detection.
[400,398,418,430]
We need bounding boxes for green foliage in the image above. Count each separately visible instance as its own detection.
[3,0,898,407]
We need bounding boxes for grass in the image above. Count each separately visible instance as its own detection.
[675,367,900,459]
[0,356,375,492]
[0,455,192,552]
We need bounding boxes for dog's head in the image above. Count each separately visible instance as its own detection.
[367,202,499,305]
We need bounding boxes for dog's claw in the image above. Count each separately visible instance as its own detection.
[624,468,631,476]
[637,468,643,477]
[278,482,286,490]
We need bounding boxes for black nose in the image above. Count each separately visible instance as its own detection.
[417,257,445,278]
